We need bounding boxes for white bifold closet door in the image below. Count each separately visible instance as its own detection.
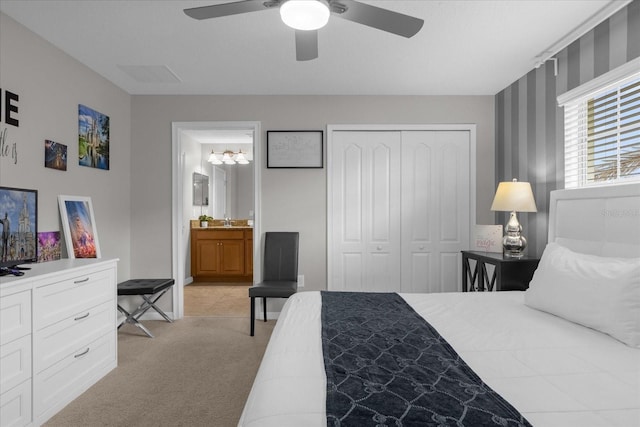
[330,130,470,293]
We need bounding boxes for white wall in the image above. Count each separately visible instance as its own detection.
[0,13,132,280]
[131,95,495,302]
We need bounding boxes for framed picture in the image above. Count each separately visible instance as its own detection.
[58,195,101,258]
[44,139,67,171]
[37,231,61,262]
[78,104,110,170]
[267,130,323,168]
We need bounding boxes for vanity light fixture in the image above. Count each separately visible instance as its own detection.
[207,150,251,165]
[280,0,330,31]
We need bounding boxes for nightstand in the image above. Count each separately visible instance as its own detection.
[461,250,540,292]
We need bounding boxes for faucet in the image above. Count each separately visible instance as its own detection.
[224,217,232,227]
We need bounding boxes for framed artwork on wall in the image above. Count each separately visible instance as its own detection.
[78,104,110,170]
[44,139,67,171]
[58,195,101,258]
[267,130,323,168]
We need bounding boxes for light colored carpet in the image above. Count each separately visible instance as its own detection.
[44,316,274,427]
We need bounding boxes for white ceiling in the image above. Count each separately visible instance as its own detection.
[0,0,624,96]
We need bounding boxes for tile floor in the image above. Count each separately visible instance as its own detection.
[184,283,251,317]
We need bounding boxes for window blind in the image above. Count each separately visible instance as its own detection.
[562,73,640,188]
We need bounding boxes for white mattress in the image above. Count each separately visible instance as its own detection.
[239,291,640,427]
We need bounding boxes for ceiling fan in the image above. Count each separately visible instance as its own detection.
[184,0,424,61]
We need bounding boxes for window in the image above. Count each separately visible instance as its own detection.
[559,60,640,188]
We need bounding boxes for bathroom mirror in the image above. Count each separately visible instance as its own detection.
[193,172,209,206]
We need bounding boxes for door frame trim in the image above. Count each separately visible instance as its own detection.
[171,121,261,319]
[326,124,477,291]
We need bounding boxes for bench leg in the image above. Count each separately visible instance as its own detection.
[262,297,267,322]
[118,304,155,338]
[141,293,173,323]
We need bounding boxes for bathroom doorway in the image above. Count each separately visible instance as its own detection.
[171,121,261,319]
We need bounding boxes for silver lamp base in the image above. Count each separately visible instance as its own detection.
[503,211,527,258]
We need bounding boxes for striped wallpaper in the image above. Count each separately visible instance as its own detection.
[494,0,640,257]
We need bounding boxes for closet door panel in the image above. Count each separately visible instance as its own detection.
[331,131,401,292]
[331,128,470,293]
[401,131,470,293]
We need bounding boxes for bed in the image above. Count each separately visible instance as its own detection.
[239,183,640,427]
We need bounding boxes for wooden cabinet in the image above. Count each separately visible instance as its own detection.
[191,228,253,282]
[0,258,118,427]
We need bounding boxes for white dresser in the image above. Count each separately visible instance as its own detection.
[0,258,118,427]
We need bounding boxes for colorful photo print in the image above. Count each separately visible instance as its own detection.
[44,139,67,171]
[37,231,61,262]
[58,195,101,259]
[78,104,109,170]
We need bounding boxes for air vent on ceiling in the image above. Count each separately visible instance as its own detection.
[117,65,182,83]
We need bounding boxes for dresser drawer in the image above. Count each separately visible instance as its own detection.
[0,335,31,395]
[34,330,115,419]
[34,268,115,330]
[34,300,114,373]
[0,291,31,346]
[0,378,32,427]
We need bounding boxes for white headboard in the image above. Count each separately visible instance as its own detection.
[549,183,640,258]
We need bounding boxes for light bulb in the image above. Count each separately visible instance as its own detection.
[280,0,330,31]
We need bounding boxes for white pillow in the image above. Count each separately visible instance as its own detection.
[525,242,640,347]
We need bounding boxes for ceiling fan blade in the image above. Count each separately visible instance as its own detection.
[184,0,269,20]
[333,0,424,38]
[295,30,319,61]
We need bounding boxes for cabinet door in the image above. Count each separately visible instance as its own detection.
[219,240,244,275]
[196,240,221,275]
[245,234,253,277]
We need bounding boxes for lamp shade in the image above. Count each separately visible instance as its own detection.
[280,0,330,31]
[490,179,537,212]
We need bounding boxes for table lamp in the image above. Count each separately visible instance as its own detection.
[490,179,537,258]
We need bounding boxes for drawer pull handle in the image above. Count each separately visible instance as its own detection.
[74,348,90,358]
[74,277,90,284]
[74,312,90,321]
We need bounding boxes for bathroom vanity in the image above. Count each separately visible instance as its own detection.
[190,223,253,282]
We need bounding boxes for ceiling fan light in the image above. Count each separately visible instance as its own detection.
[280,0,330,31]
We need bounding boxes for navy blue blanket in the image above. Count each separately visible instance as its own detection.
[321,291,532,427]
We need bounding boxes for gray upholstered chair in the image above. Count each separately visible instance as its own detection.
[249,232,299,336]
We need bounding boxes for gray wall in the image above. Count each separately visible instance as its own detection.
[494,1,640,257]
[130,96,495,294]
[0,13,132,280]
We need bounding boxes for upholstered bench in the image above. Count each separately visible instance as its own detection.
[117,278,174,338]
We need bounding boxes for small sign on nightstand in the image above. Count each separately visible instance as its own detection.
[473,225,503,253]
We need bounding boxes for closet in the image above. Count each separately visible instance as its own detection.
[328,126,474,293]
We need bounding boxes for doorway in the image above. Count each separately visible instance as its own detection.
[171,121,261,319]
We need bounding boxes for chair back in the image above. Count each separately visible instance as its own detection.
[262,232,299,282]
